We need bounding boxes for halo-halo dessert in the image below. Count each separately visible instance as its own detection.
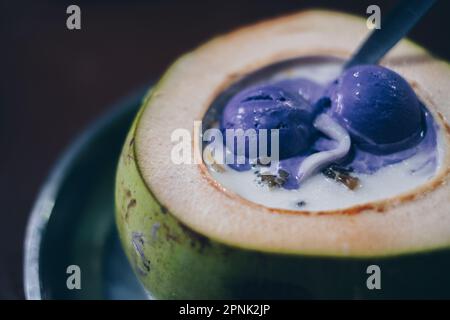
[116,10,450,299]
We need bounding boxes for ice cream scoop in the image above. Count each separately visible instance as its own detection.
[220,84,316,159]
[220,64,431,189]
[327,64,424,154]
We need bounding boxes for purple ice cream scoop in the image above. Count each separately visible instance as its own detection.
[217,64,437,190]
[220,83,316,159]
[327,65,424,154]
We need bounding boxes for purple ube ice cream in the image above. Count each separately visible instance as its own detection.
[220,83,318,160]
[218,64,436,190]
[327,65,424,154]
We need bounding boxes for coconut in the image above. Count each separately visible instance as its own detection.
[115,10,450,299]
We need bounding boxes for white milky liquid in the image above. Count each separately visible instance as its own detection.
[206,60,445,211]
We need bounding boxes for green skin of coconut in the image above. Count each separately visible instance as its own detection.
[116,89,450,300]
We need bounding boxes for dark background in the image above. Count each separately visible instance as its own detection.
[0,0,449,300]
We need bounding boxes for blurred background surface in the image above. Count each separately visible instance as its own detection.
[0,0,449,299]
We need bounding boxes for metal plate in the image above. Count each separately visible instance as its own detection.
[24,88,150,299]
